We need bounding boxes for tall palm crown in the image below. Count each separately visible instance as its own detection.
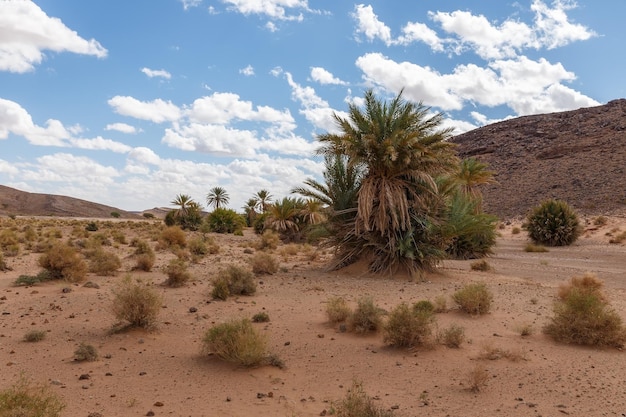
[206,187,230,210]
[318,89,458,238]
[455,157,497,200]
[255,189,273,213]
[171,194,193,217]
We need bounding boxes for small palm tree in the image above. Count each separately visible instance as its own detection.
[242,198,258,227]
[455,158,497,212]
[170,194,193,220]
[255,190,273,213]
[206,187,230,210]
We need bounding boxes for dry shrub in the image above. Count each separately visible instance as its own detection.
[23,330,46,343]
[38,242,87,283]
[111,229,127,245]
[470,259,491,271]
[593,216,608,226]
[517,323,534,336]
[111,276,162,330]
[465,364,489,393]
[476,343,526,362]
[211,265,257,300]
[524,243,549,253]
[131,239,156,271]
[332,380,394,417]
[609,231,626,244]
[252,311,270,323]
[88,248,122,276]
[511,226,521,235]
[433,295,448,313]
[413,300,434,314]
[165,258,192,287]
[279,243,301,258]
[384,303,435,348]
[439,323,465,348]
[74,342,98,362]
[256,229,280,250]
[347,297,383,334]
[452,282,493,315]
[188,236,209,256]
[159,226,187,248]
[201,318,270,367]
[0,252,11,272]
[250,252,279,275]
[0,375,65,417]
[544,273,626,347]
[326,296,351,324]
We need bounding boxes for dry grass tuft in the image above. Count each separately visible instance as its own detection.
[465,364,489,393]
[250,252,279,275]
[384,302,435,348]
[165,258,192,287]
[74,342,99,362]
[347,297,383,334]
[211,265,257,300]
[325,296,352,324]
[524,243,549,253]
[23,330,46,343]
[38,242,87,283]
[0,375,65,417]
[452,282,493,315]
[439,323,465,348]
[470,259,491,271]
[331,380,394,417]
[201,318,273,367]
[111,275,162,330]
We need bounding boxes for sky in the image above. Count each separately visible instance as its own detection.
[0,0,624,213]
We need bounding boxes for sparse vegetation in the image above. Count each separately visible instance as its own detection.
[23,330,46,343]
[74,342,99,362]
[470,259,491,271]
[250,252,279,275]
[524,243,549,253]
[205,208,246,234]
[111,276,162,330]
[347,297,383,334]
[439,323,465,348]
[331,380,394,417]
[384,302,435,348]
[544,274,626,347]
[0,375,65,417]
[88,248,122,276]
[13,270,53,286]
[526,199,581,246]
[165,258,192,287]
[452,282,493,315]
[159,226,187,248]
[201,318,274,367]
[252,311,270,323]
[326,296,352,324]
[38,242,87,282]
[256,229,280,250]
[465,364,489,393]
[211,265,257,300]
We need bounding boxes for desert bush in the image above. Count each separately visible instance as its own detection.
[543,274,626,347]
[23,330,46,343]
[439,323,465,348]
[609,231,626,244]
[384,303,435,348]
[412,300,435,314]
[132,239,156,271]
[159,226,187,248]
[111,276,162,330]
[0,252,10,271]
[250,252,279,275]
[85,221,99,232]
[252,311,270,323]
[526,199,581,246]
[88,248,121,276]
[252,212,269,234]
[165,258,192,287]
[0,375,65,417]
[476,343,526,362]
[347,297,383,334]
[111,229,127,245]
[593,216,608,226]
[188,236,209,256]
[517,323,534,336]
[470,259,491,271]
[326,296,352,324]
[74,342,99,362]
[13,270,53,287]
[465,364,489,393]
[256,229,280,250]
[143,212,155,219]
[511,226,521,235]
[331,380,394,417]
[211,265,256,300]
[524,243,548,253]
[205,208,246,234]
[201,318,269,367]
[433,295,448,313]
[38,242,87,282]
[452,282,493,315]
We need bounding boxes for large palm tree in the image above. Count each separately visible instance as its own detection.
[318,89,458,274]
[206,186,230,210]
[170,194,193,219]
[254,189,273,213]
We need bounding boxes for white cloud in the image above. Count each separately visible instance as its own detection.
[162,123,259,157]
[310,67,347,86]
[108,96,181,123]
[239,65,255,76]
[222,0,309,21]
[531,0,596,49]
[22,153,119,185]
[140,67,172,79]
[69,137,132,153]
[105,123,140,134]
[180,0,202,10]
[397,21,443,50]
[0,2,107,73]
[352,4,392,45]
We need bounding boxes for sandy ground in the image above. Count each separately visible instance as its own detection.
[1,216,626,417]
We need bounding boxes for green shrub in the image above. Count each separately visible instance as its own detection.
[74,342,99,362]
[0,375,65,417]
[544,274,626,347]
[205,208,246,234]
[38,242,87,282]
[143,212,155,219]
[347,297,383,334]
[331,380,394,417]
[412,300,435,314]
[165,258,192,287]
[211,265,257,300]
[326,296,352,324]
[250,252,279,275]
[444,193,498,259]
[252,312,270,323]
[384,303,435,348]
[111,276,162,330]
[526,199,581,246]
[14,270,53,286]
[201,318,269,367]
[452,282,493,315]
[253,212,269,234]
[23,330,46,343]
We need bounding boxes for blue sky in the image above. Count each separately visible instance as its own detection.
[0,0,623,212]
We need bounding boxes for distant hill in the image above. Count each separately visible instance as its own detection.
[0,185,142,219]
[452,99,626,219]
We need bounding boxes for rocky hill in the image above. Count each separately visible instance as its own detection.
[0,185,141,219]
[452,99,626,219]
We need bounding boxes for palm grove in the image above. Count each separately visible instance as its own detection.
[166,90,497,276]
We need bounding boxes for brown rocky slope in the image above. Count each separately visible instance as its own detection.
[452,98,626,219]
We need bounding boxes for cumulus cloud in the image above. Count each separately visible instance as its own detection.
[0,2,107,73]
[180,0,202,10]
[239,65,255,76]
[105,123,140,134]
[352,4,393,45]
[108,96,181,123]
[221,0,310,22]
[310,67,347,85]
[140,67,172,79]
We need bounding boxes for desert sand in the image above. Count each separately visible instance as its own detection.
[1,215,626,417]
